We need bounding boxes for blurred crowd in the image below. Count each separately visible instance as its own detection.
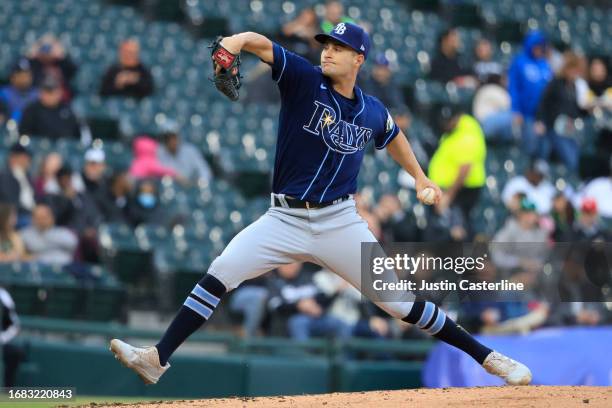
[0,0,610,341]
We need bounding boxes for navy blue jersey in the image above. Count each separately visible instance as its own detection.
[268,43,399,203]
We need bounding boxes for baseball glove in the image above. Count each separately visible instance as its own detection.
[209,36,242,101]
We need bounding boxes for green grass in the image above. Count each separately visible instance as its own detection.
[0,395,173,408]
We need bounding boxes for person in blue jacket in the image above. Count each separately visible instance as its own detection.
[507,31,553,158]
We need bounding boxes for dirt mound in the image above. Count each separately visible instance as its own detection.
[93,386,611,408]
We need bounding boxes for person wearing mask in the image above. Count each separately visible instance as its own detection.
[100,39,154,99]
[127,179,164,227]
[0,58,38,122]
[507,31,553,158]
[0,143,35,226]
[19,76,81,140]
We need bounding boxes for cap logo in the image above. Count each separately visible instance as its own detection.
[334,23,347,35]
[360,45,365,51]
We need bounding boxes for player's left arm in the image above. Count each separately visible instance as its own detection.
[386,130,442,205]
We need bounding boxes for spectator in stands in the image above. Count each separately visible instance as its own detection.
[0,204,28,262]
[228,276,269,337]
[20,204,77,266]
[0,58,38,123]
[534,52,585,171]
[501,160,556,215]
[550,192,575,242]
[320,1,354,34]
[19,76,81,140]
[573,198,609,242]
[100,39,154,99]
[472,74,514,143]
[44,165,101,232]
[44,165,101,263]
[243,63,281,105]
[75,148,108,196]
[33,152,82,197]
[361,54,412,130]
[267,263,351,340]
[33,152,63,197]
[279,7,320,64]
[27,34,77,101]
[129,136,178,180]
[95,170,132,224]
[428,106,486,224]
[577,158,612,219]
[429,28,476,86]
[491,198,548,272]
[313,268,392,341]
[587,57,611,100]
[472,38,503,84]
[157,120,212,184]
[373,194,418,242]
[507,31,553,158]
[126,179,163,227]
[0,287,23,387]
[0,143,35,226]
[459,259,548,334]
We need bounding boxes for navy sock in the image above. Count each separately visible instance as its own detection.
[155,274,226,365]
[403,301,491,364]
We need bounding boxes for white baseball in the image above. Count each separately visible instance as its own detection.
[420,187,436,205]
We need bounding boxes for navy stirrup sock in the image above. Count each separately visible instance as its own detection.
[403,301,491,364]
[155,274,226,365]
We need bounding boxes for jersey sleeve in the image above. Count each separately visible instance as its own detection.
[269,42,319,99]
[374,108,400,150]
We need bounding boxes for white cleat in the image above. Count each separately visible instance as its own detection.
[109,339,170,384]
[482,350,532,385]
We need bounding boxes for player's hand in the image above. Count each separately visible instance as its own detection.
[214,36,242,75]
[415,175,442,205]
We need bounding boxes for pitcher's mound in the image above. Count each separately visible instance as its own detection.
[95,386,611,408]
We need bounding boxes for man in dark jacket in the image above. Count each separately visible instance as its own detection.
[535,53,584,171]
[99,39,154,99]
[430,28,475,85]
[19,76,81,140]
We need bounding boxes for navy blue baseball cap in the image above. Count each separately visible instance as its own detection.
[315,22,370,59]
